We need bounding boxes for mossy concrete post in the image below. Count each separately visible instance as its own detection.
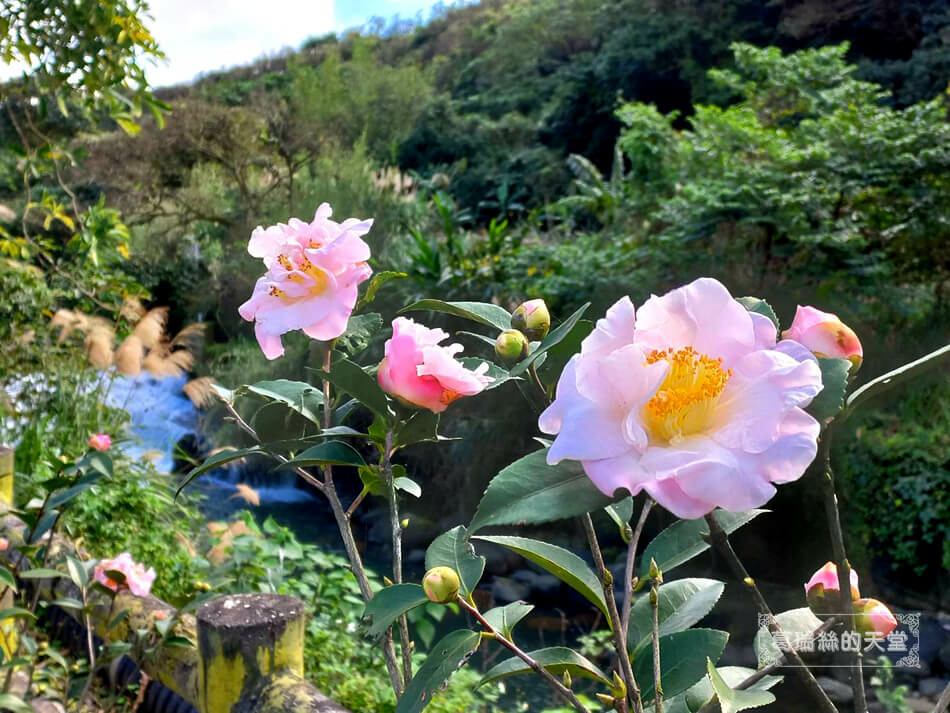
[197,593,306,713]
[0,445,15,659]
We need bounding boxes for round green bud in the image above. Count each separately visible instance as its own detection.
[511,299,551,341]
[495,329,529,365]
[422,566,461,604]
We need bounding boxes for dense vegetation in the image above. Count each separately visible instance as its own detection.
[2,0,950,709]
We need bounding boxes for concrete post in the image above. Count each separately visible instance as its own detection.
[197,593,306,713]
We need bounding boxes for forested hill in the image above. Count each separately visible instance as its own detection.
[155,0,950,213]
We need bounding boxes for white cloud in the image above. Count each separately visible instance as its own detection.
[143,0,336,87]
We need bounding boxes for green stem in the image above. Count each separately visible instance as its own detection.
[650,575,662,713]
[622,499,653,639]
[384,429,413,685]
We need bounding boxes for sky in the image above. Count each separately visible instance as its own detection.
[0,0,443,87]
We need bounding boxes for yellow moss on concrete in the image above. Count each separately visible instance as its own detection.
[200,644,248,713]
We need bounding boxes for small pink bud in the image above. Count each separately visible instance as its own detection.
[153,610,169,621]
[853,598,898,637]
[511,299,551,341]
[783,306,863,369]
[88,433,111,451]
[422,567,460,604]
[805,562,859,616]
[0,538,9,551]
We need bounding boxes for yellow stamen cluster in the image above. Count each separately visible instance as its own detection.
[271,254,329,297]
[642,346,731,443]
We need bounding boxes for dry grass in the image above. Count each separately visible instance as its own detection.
[183,376,218,409]
[133,307,168,351]
[120,296,146,323]
[114,334,145,376]
[84,327,115,369]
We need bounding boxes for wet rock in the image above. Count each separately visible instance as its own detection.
[817,676,853,703]
[918,677,948,699]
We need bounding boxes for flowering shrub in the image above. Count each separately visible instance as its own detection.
[88,433,112,451]
[181,203,947,713]
[94,552,156,597]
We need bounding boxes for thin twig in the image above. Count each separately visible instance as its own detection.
[622,499,654,639]
[458,597,593,713]
[934,679,950,713]
[582,513,642,713]
[649,573,662,713]
[817,427,867,713]
[345,488,368,519]
[384,429,414,684]
[703,514,838,713]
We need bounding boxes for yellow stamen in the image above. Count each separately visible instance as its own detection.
[642,346,731,443]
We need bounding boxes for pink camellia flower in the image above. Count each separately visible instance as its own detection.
[238,203,373,359]
[805,562,860,615]
[88,433,111,451]
[94,552,156,597]
[540,277,823,519]
[854,598,899,637]
[0,538,8,552]
[783,306,863,368]
[378,317,492,413]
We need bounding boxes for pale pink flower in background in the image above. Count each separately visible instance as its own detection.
[854,598,899,637]
[540,277,823,519]
[378,317,492,413]
[94,552,156,597]
[783,305,863,367]
[238,203,373,359]
[0,538,8,552]
[88,433,111,451]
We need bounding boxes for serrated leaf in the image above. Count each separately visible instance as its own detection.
[358,271,407,309]
[807,357,851,421]
[176,447,263,495]
[470,449,616,533]
[337,313,384,355]
[627,578,725,655]
[401,300,512,331]
[321,355,393,421]
[475,535,608,620]
[482,601,533,639]
[362,584,429,638]
[277,441,366,469]
[397,629,480,713]
[706,659,776,713]
[634,628,729,703]
[395,410,441,449]
[637,510,766,578]
[509,303,589,377]
[241,379,324,426]
[479,647,609,687]
[736,297,779,330]
[684,666,782,712]
[753,607,822,666]
[425,526,485,599]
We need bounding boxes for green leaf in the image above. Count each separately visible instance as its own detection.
[0,607,36,620]
[321,356,393,421]
[807,357,851,421]
[538,319,594,385]
[458,358,516,390]
[397,629,481,713]
[0,693,33,713]
[474,535,608,620]
[705,659,777,713]
[80,451,113,478]
[48,597,85,612]
[401,300,512,332]
[482,601,534,639]
[637,510,766,578]
[29,510,60,544]
[633,628,729,704]
[278,441,366,469]
[47,470,107,509]
[357,271,407,309]
[509,303,590,377]
[337,313,384,355]
[845,342,950,416]
[19,568,64,580]
[685,666,782,712]
[627,578,725,655]
[395,411,441,449]
[65,555,88,589]
[362,584,429,638]
[241,379,324,426]
[479,647,609,687]
[736,297,779,330]
[470,449,616,533]
[425,526,485,599]
[176,447,263,495]
[753,607,822,666]
[605,497,634,540]
[394,475,422,498]
[0,568,17,592]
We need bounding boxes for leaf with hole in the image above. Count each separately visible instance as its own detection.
[396,629,481,713]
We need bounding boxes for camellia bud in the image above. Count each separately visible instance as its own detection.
[853,598,898,637]
[511,299,551,341]
[495,329,529,366]
[422,566,461,604]
[805,562,860,616]
[782,306,863,370]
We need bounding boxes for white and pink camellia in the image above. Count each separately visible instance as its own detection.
[88,433,111,451]
[805,562,860,600]
[540,277,823,519]
[783,305,863,367]
[238,204,373,360]
[94,552,156,598]
[378,317,492,413]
